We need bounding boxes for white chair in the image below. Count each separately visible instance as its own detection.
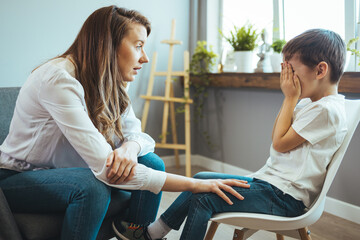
[204,99,360,240]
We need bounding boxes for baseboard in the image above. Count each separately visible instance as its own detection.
[324,196,360,224]
[161,154,360,225]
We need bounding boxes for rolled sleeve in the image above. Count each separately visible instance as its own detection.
[92,162,167,194]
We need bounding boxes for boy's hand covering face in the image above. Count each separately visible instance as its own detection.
[280,62,301,99]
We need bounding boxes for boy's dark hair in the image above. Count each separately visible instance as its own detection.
[282,29,346,83]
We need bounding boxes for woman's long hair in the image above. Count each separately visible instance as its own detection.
[60,6,151,148]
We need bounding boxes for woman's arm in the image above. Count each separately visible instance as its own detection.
[38,73,248,203]
[106,103,156,184]
[162,173,250,205]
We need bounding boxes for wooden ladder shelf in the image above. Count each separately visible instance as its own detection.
[141,19,193,177]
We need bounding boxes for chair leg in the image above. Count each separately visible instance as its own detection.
[204,221,219,240]
[233,229,245,240]
[276,233,285,240]
[298,227,312,240]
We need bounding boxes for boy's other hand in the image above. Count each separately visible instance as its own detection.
[280,62,301,99]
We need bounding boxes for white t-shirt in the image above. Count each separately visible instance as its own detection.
[0,57,166,194]
[251,95,347,207]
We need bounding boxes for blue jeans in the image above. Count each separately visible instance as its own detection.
[127,153,165,224]
[160,172,306,240]
[0,152,164,240]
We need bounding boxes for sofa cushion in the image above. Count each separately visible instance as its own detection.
[0,87,20,144]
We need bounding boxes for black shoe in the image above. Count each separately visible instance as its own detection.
[112,220,153,240]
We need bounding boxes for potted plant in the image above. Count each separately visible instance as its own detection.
[221,24,259,72]
[190,41,218,74]
[270,39,286,72]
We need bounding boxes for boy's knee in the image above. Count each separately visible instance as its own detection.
[138,153,165,171]
[191,192,214,211]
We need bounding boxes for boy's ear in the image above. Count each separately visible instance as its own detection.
[316,61,329,79]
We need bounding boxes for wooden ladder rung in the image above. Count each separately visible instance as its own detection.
[156,143,186,150]
[141,95,193,104]
[154,71,186,77]
[161,40,183,45]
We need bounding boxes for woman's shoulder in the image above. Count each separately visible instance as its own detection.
[34,57,76,78]
[30,57,83,93]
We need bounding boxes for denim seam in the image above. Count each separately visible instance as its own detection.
[135,191,144,222]
[72,194,84,240]
[181,196,202,240]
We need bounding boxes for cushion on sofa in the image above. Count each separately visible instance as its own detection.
[0,87,20,144]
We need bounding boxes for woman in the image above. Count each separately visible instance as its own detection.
[0,6,249,239]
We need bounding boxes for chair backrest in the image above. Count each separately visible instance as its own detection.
[307,99,360,212]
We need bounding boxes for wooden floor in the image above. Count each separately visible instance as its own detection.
[158,165,360,240]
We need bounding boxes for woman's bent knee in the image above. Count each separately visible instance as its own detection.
[193,171,218,179]
[138,153,165,172]
[67,168,111,205]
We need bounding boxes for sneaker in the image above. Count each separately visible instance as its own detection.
[112,220,152,240]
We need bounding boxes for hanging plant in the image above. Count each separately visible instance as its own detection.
[189,41,217,121]
[190,41,218,150]
[174,41,218,149]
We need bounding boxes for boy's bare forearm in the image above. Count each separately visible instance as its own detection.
[272,103,284,139]
[272,97,298,144]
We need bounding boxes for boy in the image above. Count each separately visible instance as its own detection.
[113,29,348,240]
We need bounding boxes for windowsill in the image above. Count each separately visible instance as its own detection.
[190,72,360,93]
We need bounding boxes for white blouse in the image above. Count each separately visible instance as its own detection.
[0,57,166,194]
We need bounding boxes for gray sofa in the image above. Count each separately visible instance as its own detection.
[0,87,130,240]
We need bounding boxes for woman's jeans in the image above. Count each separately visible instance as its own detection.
[0,152,164,240]
[160,172,306,240]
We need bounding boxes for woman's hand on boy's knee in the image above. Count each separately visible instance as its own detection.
[106,143,139,184]
[193,179,250,205]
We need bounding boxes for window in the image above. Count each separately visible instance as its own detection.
[283,0,345,40]
[220,0,360,71]
[222,0,273,40]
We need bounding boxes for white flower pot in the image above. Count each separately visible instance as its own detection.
[233,51,254,73]
[270,52,282,72]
